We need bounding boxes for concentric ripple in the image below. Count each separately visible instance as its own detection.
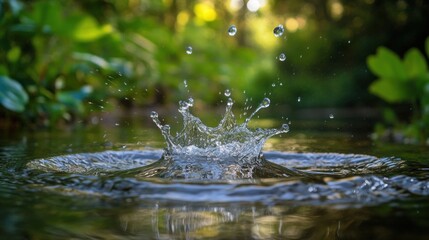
[25,150,429,207]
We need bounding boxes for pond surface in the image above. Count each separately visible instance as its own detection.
[1,111,429,239]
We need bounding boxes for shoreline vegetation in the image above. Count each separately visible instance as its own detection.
[1,0,428,144]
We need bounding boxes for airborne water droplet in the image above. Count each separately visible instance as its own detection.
[329,114,334,119]
[179,100,189,110]
[279,53,286,61]
[186,46,193,54]
[261,98,270,108]
[224,89,231,97]
[297,97,301,102]
[281,123,290,132]
[273,24,284,37]
[228,25,237,36]
[150,111,158,119]
[187,98,194,107]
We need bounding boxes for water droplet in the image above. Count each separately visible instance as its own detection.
[261,98,270,108]
[150,111,158,119]
[281,123,290,132]
[297,97,301,102]
[348,40,351,44]
[179,100,189,110]
[187,98,194,107]
[273,24,284,37]
[115,123,120,126]
[183,79,188,87]
[227,98,233,107]
[279,53,286,61]
[224,89,231,97]
[186,46,193,54]
[228,25,237,36]
[329,114,334,119]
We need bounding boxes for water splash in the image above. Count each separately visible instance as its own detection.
[151,97,288,159]
[146,97,291,179]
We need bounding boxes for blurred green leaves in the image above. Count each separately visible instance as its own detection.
[1,0,428,130]
[368,48,407,82]
[0,76,29,112]
[367,37,429,143]
[72,17,113,42]
[0,0,123,126]
[368,46,429,103]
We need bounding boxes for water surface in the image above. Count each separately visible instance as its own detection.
[1,113,429,239]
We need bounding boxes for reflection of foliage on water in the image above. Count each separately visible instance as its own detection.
[118,204,373,239]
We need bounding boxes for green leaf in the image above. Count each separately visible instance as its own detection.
[29,1,62,33]
[73,52,110,69]
[369,78,412,103]
[8,0,23,15]
[382,108,397,124]
[57,85,92,106]
[72,17,113,42]
[404,48,427,79]
[0,76,29,112]
[367,47,407,80]
[7,47,21,63]
[0,65,8,75]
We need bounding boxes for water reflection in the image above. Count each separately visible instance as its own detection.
[117,203,376,239]
[1,121,429,239]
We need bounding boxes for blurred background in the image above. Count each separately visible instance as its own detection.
[1,0,428,142]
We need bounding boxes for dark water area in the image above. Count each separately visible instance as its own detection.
[1,111,429,239]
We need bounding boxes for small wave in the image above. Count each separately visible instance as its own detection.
[24,150,429,207]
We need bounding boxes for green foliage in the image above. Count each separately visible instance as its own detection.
[0,76,28,112]
[367,38,429,143]
[1,0,428,128]
[0,0,153,126]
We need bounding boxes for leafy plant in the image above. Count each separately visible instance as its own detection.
[0,0,154,126]
[367,37,429,143]
[0,76,28,112]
